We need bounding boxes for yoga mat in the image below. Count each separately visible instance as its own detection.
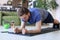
[1,27,60,36]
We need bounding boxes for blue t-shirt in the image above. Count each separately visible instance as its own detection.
[28,8,41,24]
[21,8,48,24]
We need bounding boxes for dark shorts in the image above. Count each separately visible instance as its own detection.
[43,12,54,23]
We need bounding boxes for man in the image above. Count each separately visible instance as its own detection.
[11,7,59,34]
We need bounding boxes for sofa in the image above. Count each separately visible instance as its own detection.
[0,11,21,26]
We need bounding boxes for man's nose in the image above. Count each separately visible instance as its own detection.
[23,17,26,19]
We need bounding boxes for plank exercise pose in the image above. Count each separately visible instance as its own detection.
[11,7,59,34]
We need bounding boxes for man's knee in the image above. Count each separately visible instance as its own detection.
[54,19,59,24]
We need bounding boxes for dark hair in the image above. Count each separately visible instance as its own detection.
[17,7,30,16]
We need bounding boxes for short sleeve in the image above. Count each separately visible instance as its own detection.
[35,14,41,22]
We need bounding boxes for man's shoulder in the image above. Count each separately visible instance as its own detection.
[28,8,39,11]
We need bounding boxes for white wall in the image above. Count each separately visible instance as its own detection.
[28,0,36,8]
[55,0,60,22]
[0,0,8,5]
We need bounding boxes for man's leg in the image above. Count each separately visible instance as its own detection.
[53,19,59,29]
[43,12,60,29]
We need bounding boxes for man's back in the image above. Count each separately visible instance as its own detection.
[28,8,48,24]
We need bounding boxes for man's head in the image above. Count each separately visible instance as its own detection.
[17,7,30,22]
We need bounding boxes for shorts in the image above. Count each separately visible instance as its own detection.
[43,12,54,23]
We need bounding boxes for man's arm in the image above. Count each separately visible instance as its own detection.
[20,20,26,29]
[22,20,42,34]
[12,20,26,33]
[15,20,26,33]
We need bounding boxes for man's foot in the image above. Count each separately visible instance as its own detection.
[53,24,59,29]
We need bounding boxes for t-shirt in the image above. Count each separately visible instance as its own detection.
[21,8,48,24]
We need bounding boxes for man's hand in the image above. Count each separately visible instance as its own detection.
[22,28,28,34]
[14,28,22,33]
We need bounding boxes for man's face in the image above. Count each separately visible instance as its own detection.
[20,13,30,22]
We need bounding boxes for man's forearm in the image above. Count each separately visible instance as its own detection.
[27,29,41,34]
